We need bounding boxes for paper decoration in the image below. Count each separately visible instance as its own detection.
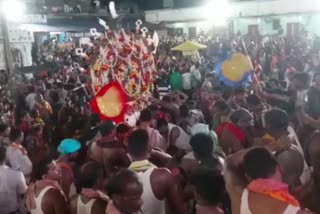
[109,1,119,19]
[90,81,128,123]
[215,52,252,87]
[136,20,142,28]
[141,27,148,38]
[136,19,142,34]
[90,28,98,36]
[89,28,157,97]
[99,18,109,30]
[82,19,157,124]
[152,31,159,54]
[75,48,83,56]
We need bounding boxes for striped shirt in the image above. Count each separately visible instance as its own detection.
[251,103,270,128]
[158,85,171,100]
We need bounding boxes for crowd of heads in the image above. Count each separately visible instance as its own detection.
[0,30,320,214]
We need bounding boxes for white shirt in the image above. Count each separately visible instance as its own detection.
[147,127,165,151]
[25,93,37,110]
[240,188,300,214]
[168,123,191,152]
[182,73,192,90]
[136,167,166,214]
[6,145,32,179]
[0,165,27,213]
[191,69,201,82]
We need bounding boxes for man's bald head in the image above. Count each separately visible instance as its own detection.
[275,148,304,187]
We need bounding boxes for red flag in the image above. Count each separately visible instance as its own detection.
[90,81,128,123]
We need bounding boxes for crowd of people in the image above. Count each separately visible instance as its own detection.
[1,30,320,214]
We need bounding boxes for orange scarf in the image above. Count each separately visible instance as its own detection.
[10,143,27,155]
[57,161,75,181]
[248,178,300,206]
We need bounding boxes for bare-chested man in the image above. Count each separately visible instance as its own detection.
[225,147,313,214]
[25,159,69,214]
[90,120,130,170]
[127,129,187,214]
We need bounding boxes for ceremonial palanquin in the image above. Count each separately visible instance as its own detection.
[87,22,159,123]
[90,29,157,97]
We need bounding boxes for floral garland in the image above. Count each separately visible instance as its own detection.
[89,25,158,104]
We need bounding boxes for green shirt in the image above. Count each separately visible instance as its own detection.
[169,71,182,91]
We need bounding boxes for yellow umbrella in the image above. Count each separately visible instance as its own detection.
[171,40,207,52]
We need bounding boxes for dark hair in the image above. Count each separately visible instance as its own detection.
[292,72,310,86]
[148,104,159,112]
[229,108,251,124]
[234,88,246,95]
[171,97,178,103]
[190,133,213,159]
[246,94,261,106]
[50,91,60,103]
[28,86,35,93]
[179,105,189,118]
[0,124,8,133]
[243,147,277,179]
[100,121,115,136]
[45,82,52,90]
[128,129,149,158]
[264,108,289,131]
[79,161,105,188]
[31,158,53,182]
[21,111,29,118]
[30,109,39,118]
[116,124,131,134]
[9,129,22,142]
[89,114,100,126]
[162,95,171,103]
[187,100,197,109]
[205,73,214,79]
[156,119,168,130]
[140,109,152,122]
[0,144,6,163]
[31,124,42,135]
[190,168,225,206]
[213,99,229,112]
[106,169,142,197]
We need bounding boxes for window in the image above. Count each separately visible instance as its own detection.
[188,27,197,39]
[273,19,280,30]
[287,23,301,37]
[248,24,259,36]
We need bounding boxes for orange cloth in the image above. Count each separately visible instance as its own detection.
[9,143,27,155]
[248,178,300,207]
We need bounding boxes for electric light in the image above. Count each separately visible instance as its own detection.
[1,0,26,22]
[202,0,233,26]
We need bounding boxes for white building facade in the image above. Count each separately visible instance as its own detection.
[145,0,320,37]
